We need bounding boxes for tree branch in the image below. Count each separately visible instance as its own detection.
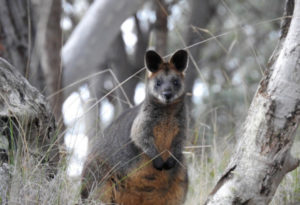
[62,0,148,98]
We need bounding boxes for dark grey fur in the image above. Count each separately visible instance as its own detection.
[81,50,189,200]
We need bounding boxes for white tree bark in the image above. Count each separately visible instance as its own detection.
[205,0,300,204]
[62,0,148,97]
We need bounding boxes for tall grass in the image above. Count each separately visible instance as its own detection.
[2,124,299,204]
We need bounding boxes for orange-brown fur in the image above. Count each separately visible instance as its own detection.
[95,155,187,205]
[91,119,187,205]
[153,113,179,161]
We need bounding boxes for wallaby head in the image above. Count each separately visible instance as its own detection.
[144,49,189,104]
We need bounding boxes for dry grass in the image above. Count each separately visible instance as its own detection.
[183,134,300,205]
[2,115,299,205]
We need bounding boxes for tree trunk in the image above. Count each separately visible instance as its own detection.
[185,0,216,102]
[0,0,35,75]
[107,15,149,112]
[205,0,300,204]
[0,0,64,127]
[0,58,59,204]
[34,0,64,125]
[109,32,134,110]
[62,0,148,98]
[154,0,168,56]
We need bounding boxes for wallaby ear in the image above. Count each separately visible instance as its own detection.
[145,50,163,73]
[170,49,188,72]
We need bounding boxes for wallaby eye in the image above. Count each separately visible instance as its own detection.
[156,79,162,87]
[173,79,179,86]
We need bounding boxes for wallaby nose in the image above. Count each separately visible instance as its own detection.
[163,90,172,100]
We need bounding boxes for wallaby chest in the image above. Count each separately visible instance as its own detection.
[152,113,179,160]
[132,103,182,160]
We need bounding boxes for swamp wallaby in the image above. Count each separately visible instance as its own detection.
[81,49,189,205]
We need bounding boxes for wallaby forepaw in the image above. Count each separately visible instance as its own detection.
[163,157,176,170]
[153,157,164,170]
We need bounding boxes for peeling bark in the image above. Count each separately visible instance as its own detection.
[205,0,300,204]
[0,58,59,203]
